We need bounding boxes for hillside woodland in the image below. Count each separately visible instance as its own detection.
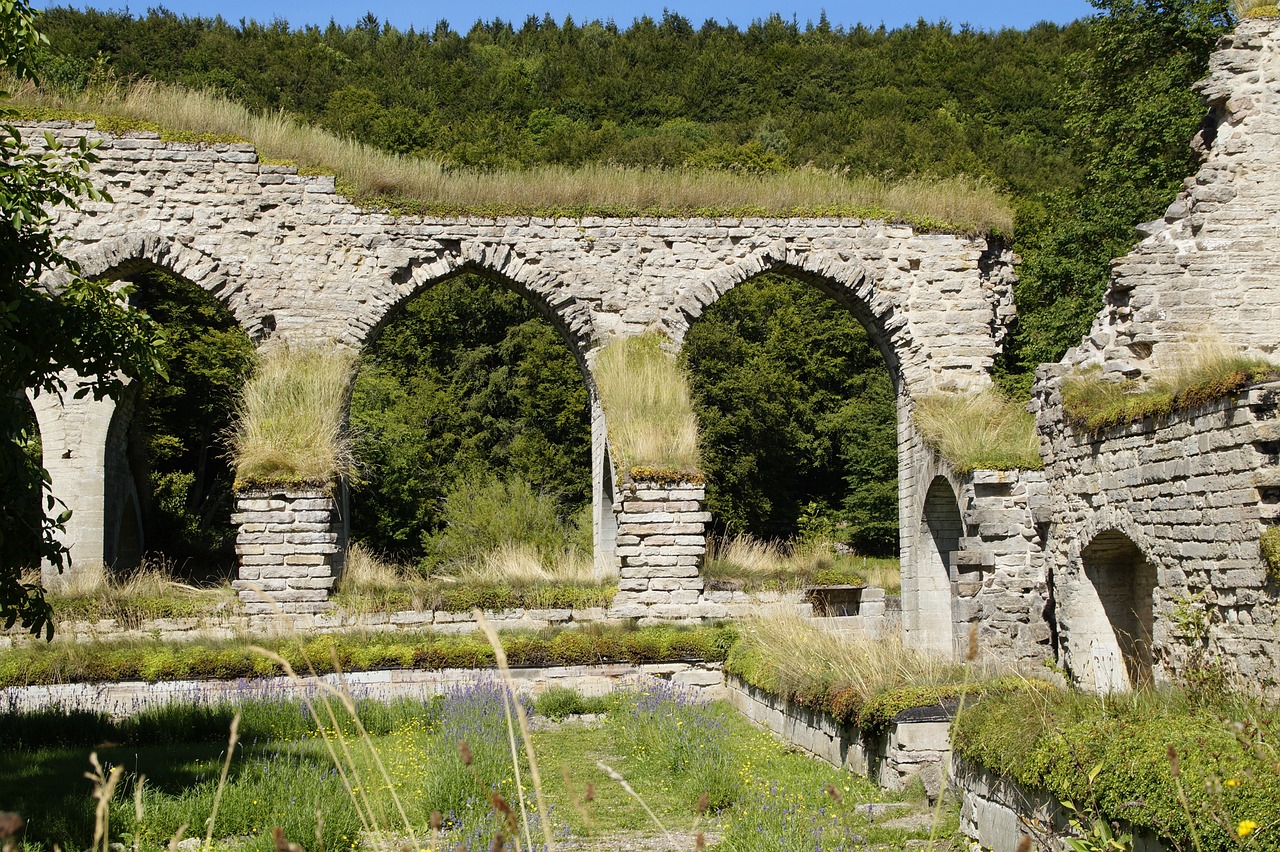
[24,0,1233,567]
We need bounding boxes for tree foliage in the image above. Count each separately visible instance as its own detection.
[1,0,162,637]
[126,269,254,571]
[998,0,1232,392]
[682,275,898,555]
[348,275,589,564]
[34,9,1087,194]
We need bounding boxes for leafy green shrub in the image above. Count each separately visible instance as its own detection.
[952,687,1280,852]
[534,685,587,720]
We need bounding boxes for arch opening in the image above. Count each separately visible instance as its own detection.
[917,475,961,654]
[347,270,600,589]
[1075,530,1157,691]
[681,270,900,592]
[122,266,256,580]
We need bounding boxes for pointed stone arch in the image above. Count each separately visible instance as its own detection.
[670,247,966,653]
[917,475,963,655]
[354,246,615,573]
[665,246,928,396]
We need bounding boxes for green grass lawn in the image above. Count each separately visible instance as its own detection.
[1,683,955,851]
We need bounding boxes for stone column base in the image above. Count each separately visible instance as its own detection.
[232,487,340,615]
[608,478,710,620]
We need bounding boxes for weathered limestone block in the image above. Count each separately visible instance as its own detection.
[232,487,345,615]
[608,478,708,620]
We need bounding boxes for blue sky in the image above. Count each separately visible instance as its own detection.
[36,0,1098,34]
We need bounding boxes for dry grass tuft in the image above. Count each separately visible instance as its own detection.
[7,76,1014,232]
[228,344,357,487]
[340,542,408,591]
[733,609,977,701]
[704,533,901,594]
[594,333,701,475]
[1235,0,1280,17]
[1062,340,1278,435]
[35,558,237,625]
[913,390,1042,473]
[460,542,604,585]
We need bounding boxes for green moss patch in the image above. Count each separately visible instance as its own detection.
[952,687,1280,852]
[0,624,735,687]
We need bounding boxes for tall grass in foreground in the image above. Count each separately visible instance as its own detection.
[228,344,357,487]
[913,390,1042,472]
[1062,340,1279,435]
[6,76,1013,232]
[593,333,701,475]
[704,534,901,593]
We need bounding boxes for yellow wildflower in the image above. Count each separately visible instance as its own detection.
[1238,820,1259,838]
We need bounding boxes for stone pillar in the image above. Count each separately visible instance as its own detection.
[590,395,619,578]
[608,478,710,621]
[232,487,341,614]
[29,374,139,587]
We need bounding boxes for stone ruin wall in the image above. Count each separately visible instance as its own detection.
[21,115,1020,637]
[1028,20,1280,695]
[1066,21,1280,376]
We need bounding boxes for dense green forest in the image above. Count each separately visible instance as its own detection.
[25,0,1234,567]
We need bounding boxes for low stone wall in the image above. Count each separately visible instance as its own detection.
[0,661,727,717]
[232,487,345,615]
[724,674,952,799]
[609,478,712,620]
[953,759,1165,852]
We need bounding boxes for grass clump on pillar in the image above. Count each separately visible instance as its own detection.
[228,344,357,489]
[912,390,1042,473]
[593,332,702,481]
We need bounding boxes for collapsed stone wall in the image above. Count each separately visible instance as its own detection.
[1028,20,1280,694]
[1066,21,1280,376]
[1033,381,1280,692]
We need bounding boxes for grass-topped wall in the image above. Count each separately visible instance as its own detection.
[1061,346,1278,436]
[7,77,1014,232]
[912,390,1042,473]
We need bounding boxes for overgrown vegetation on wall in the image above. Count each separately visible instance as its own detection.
[725,612,1032,733]
[594,332,702,477]
[913,391,1043,472]
[228,345,356,488]
[953,686,1280,852]
[1061,345,1278,435]
[0,623,736,686]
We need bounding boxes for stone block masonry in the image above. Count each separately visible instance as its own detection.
[608,478,711,621]
[232,488,345,615]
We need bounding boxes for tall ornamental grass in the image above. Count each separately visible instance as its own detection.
[228,345,356,487]
[1235,0,1279,17]
[1062,341,1278,435]
[7,77,1014,233]
[912,390,1042,472]
[593,333,701,476]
